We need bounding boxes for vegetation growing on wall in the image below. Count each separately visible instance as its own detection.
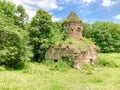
[62,12,82,25]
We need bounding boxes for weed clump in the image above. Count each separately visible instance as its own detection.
[81,64,94,74]
[43,57,74,72]
[97,56,118,67]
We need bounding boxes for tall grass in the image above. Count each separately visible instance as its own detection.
[97,53,120,67]
[43,57,74,72]
[0,53,120,90]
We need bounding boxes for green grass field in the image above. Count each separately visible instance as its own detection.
[0,53,120,90]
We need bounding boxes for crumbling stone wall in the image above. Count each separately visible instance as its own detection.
[45,46,73,61]
[45,45,98,69]
[63,23,83,40]
[74,45,98,69]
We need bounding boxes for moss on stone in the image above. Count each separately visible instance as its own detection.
[61,37,94,50]
[62,12,82,25]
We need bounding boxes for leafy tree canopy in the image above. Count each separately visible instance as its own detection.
[29,9,52,61]
[83,21,120,52]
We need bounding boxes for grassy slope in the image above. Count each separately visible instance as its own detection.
[62,38,94,50]
[0,53,120,90]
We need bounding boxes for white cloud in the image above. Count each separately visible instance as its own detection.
[59,0,96,5]
[52,17,61,22]
[102,0,116,7]
[65,0,71,2]
[25,9,36,20]
[82,0,96,6]
[58,6,64,11]
[12,0,61,20]
[36,0,58,10]
[12,0,59,10]
[114,14,120,20]
[83,0,96,3]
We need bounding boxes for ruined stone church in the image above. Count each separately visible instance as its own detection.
[45,12,98,69]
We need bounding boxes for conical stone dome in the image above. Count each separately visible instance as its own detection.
[62,12,82,24]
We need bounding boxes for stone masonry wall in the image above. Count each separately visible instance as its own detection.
[45,45,98,69]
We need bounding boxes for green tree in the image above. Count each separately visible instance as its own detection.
[0,0,16,24]
[50,22,67,46]
[0,16,32,69]
[29,9,52,61]
[0,0,28,28]
[83,21,120,52]
[0,0,32,69]
[83,23,94,40]
[0,0,15,18]
[15,5,28,28]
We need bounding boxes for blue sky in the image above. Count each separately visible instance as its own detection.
[12,0,120,23]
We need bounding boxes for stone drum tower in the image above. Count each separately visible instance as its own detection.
[62,12,83,40]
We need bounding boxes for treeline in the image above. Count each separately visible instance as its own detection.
[83,22,120,53]
[0,0,120,69]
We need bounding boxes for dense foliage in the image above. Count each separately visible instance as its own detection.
[50,22,67,46]
[0,0,32,69]
[29,9,52,61]
[83,22,120,53]
[0,26,31,69]
[0,0,28,28]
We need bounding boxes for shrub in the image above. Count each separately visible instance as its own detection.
[81,64,94,74]
[0,26,32,69]
[97,55,118,67]
[43,57,74,72]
